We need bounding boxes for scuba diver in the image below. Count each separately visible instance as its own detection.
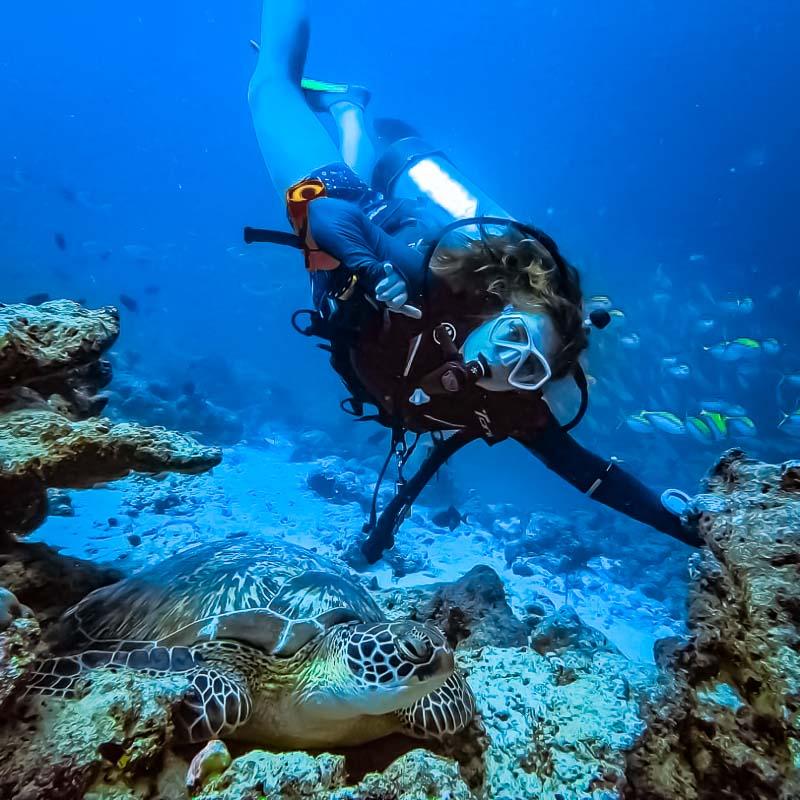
[245,0,699,563]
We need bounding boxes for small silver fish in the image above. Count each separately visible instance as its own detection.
[667,364,691,380]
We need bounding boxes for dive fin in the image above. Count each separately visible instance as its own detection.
[301,79,371,113]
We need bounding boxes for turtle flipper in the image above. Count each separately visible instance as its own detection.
[26,646,201,698]
[28,646,253,742]
[173,666,253,742]
[396,670,475,740]
[26,654,86,698]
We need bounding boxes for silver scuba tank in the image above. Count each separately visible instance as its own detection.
[371,136,512,223]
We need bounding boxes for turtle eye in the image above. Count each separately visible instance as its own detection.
[396,633,435,664]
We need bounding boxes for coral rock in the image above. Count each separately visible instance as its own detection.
[0,588,39,710]
[192,748,474,800]
[0,408,221,538]
[192,749,346,799]
[1,409,222,487]
[463,644,653,799]
[0,668,187,800]
[187,739,232,794]
[530,604,617,658]
[625,450,800,799]
[381,564,528,649]
[0,301,222,540]
[0,300,118,388]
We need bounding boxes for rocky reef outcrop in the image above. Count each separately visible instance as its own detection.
[0,588,39,711]
[0,300,222,541]
[0,541,122,630]
[109,375,245,446]
[189,748,474,800]
[0,662,188,800]
[625,449,800,799]
[379,565,654,798]
[380,564,529,649]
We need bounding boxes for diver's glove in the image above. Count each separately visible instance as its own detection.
[376,263,422,319]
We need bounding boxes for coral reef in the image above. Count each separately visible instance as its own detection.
[530,603,616,658]
[306,458,370,509]
[464,644,652,799]
[380,565,654,798]
[625,449,800,799]
[381,564,529,649]
[0,300,221,540]
[0,588,39,710]
[0,300,118,397]
[190,748,473,800]
[0,666,187,800]
[0,553,656,800]
[1,643,474,800]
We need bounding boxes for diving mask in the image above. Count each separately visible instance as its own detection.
[462,309,556,392]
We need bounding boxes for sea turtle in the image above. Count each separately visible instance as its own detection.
[28,539,475,747]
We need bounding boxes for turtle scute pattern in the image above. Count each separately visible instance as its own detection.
[32,538,476,745]
[346,622,447,686]
[59,539,384,651]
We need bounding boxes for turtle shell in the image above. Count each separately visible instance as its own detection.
[57,539,384,657]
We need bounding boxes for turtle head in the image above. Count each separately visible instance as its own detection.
[299,621,454,719]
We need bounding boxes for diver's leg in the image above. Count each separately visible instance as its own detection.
[248,0,341,198]
[328,101,377,182]
[517,416,700,546]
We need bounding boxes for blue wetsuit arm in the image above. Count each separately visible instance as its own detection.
[307,197,425,298]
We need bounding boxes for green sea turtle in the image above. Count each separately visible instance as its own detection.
[29,539,475,747]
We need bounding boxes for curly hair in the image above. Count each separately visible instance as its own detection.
[429,224,588,379]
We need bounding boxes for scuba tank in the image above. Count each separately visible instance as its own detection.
[371,136,512,222]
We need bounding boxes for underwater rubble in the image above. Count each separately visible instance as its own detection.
[626,449,800,799]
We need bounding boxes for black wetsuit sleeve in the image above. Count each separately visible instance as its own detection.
[307,197,425,298]
[515,412,699,546]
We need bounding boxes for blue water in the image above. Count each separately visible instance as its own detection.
[2,1,799,516]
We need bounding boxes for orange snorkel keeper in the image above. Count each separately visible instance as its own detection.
[286,178,340,272]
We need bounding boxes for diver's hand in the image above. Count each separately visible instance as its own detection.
[376,263,422,319]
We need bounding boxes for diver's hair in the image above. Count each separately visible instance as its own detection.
[430,225,588,379]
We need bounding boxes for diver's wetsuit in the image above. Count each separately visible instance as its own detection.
[305,163,427,307]
[524,414,696,545]
[304,163,698,547]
